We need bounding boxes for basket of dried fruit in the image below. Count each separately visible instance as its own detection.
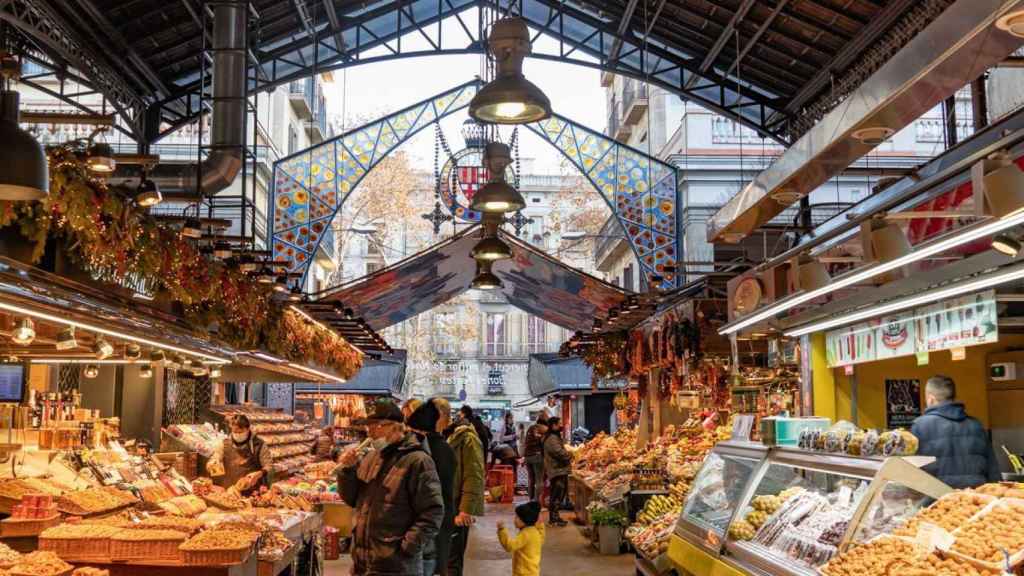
[110,529,188,562]
[201,490,247,511]
[126,516,204,535]
[179,528,259,565]
[8,551,73,576]
[891,491,996,538]
[943,497,1024,573]
[0,541,22,569]
[39,524,123,562]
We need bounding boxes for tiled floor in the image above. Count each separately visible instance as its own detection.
[325,500,638,575]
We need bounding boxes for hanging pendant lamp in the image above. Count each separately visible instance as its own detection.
[471,261,502,290]
[470,142,525,214]
[469,18,552,124]
[86,141,116,174]
[472,232,512,261]
[0,90,48,200]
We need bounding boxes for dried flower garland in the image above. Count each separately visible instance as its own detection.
[0,148,361,378]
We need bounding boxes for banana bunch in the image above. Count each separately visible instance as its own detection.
[636,494,682,525]
[668,480,690,501]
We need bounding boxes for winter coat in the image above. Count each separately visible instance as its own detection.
[498,523,546,576]
[543,432,571,479]
[911,402,1000,489]
[338,433,444,576]
[448,424,486,516]
[524,423,547,463]
[420,431,456,567]
[471,416,493,452]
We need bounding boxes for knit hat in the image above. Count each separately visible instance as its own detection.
[516,501,541,526]
[407,399,441,433]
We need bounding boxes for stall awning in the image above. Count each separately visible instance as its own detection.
[307,227,630,332]
[295,350,407,397]
[528,353,624,397]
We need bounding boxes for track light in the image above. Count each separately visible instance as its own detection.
[288,285,303,301]
[626,296,640,311]
[469,18,552,124]
[139,365,153,378]
[93,337,113,359]
[984,157,1024,219]
[608,307,619,320]
[993,233,1021,257]
[471,261,502,290]
[238,254,258,273]
[0,88,49,200]
[165,356,180,370]
[258,267,275,284]
[191,366,209,377]
[179,355,193,367]
[56,327,77,351]
[136,178,162,207]
[11,317,34,345]
[469,143,524,214]
[213,241,232,260]
[150,349,165,364]
[210,367,222,378]
[83,364,100,379]
[181,217,202,239]
[86,142,116,174]
[125,344,141,360]
[273,276,289,293]
[471,235,512,261]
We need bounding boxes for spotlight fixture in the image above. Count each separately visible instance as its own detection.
[56,327,77,351]
[150,349,166,364]
[83,364,100,379]
[626,296,640,311]
[165,356,181,370]
[181,217,203,239]
[125,344,142,360]
[469,142,525,214]
[850,126,895,146]
[273,276,289,293]
[11,317,34,345]
[257,267,275,284]
[469,17,552,124]
[135,178,162,207]
[0,87,48,200]
[238,254,258,273]
[210,367,222,378]
[984,156,1024,219]
[993,233,1021,257]
[93,337,114,359]
[191,366,209,377]
[179,355,193,367]
[608,307,619,320]
[288,285,303,302]
[471,261,502,290]
[139,365,154,378]
[213,241,232,260]
[344,307,354,319]
[471,235,512,261]
[86,142,116,173]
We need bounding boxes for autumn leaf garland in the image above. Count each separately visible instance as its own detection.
[0,148,362,379]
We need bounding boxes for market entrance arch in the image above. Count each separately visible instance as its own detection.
[271,80,681,291]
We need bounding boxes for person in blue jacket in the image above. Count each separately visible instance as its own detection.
[911,375,1000,488]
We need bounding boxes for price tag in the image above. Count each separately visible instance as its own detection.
[916,351,929,366]
[914,522,954,553]
[837,485,853,508]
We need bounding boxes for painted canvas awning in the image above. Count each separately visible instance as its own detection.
[308,227,631,332]
[295,350,406,397]
[528,353,624,397]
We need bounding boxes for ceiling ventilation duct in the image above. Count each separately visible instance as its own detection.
[111,1,245,197]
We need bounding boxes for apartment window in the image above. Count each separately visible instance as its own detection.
[531,197,542,203]
[433,312,455,355]
[485,313,507,356]
[613,276,620,287]
[366,262,382,275]
[288,125,298,155]
[527,316,546,353]
[623,265,634,292]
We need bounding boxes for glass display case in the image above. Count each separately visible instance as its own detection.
[674,443,950,576]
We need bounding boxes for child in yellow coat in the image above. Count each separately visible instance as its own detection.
[497,501,546,576]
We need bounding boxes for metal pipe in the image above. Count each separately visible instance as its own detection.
[110,0,245,197]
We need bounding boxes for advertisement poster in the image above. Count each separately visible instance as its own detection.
[921,291,998,351]
[875,313,916,360]
[826,323,876,367]
[886,379,921,429]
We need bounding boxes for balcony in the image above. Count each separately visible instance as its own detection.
[622,82,648,125]
[478,342,561,360]
[314,223,335,270]
[593,215,629,272]
[288,78,316,120]
[608,107,632,143]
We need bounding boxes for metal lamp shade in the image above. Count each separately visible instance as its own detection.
[984,161,1024,219]
[471,261,502,290]
[870,221,912,282]
[136,179,162,207]
[471,235,512,261]
[0,91,48,200]
[86,142,116,173]
[469,75,552,124]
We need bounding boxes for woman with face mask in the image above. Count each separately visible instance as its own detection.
[226,414,272,494]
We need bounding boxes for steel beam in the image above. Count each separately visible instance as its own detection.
[707,0,1024,243]
[685,0,756,91]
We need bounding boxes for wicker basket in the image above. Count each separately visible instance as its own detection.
[0,514,61,538]
[38,537,110,562]
[110,537,183,562]
[181,545,252,566]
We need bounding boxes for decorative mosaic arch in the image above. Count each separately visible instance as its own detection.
[271,80,679,290]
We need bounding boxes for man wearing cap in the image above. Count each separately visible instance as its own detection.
[337,399,444,576]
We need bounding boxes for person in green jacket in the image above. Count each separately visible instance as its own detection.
[436,398,485,576]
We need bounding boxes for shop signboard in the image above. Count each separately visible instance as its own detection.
[826,290,997,368]
[885,379,921,429]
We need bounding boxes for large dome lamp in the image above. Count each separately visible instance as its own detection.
[469,18,552,125]
[470,142,525,214]
[0,52,48,200]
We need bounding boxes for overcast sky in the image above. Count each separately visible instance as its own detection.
[320,29,608,175]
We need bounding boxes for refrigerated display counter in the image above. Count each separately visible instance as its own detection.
[667,441,951,576]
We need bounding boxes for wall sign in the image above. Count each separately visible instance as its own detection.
[826,290,997,368]
[886,379,921,429]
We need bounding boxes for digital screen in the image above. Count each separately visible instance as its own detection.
[0,364,25,403]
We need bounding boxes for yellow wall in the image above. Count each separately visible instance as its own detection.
[816,335,1024,429]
